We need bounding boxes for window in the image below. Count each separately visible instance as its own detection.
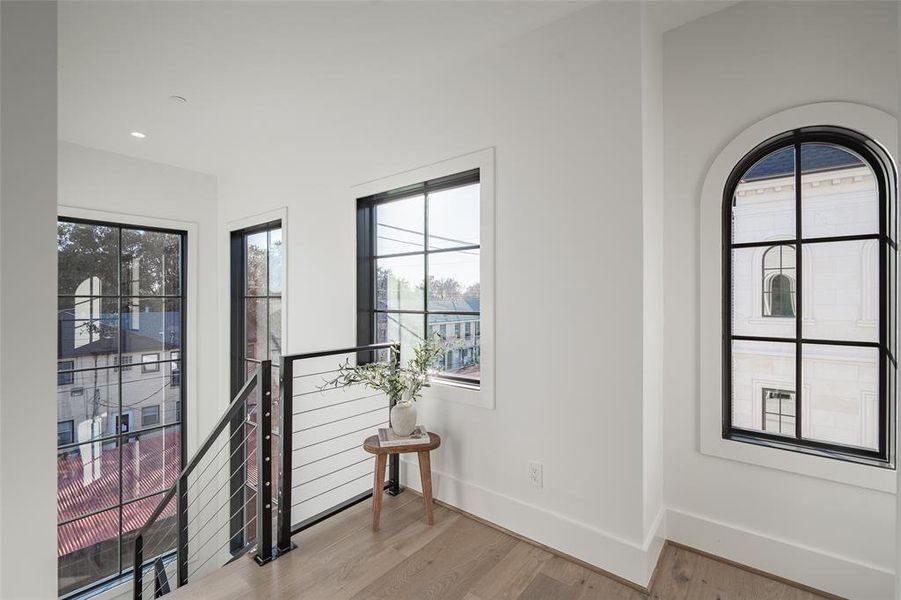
[762,246,796,318]
[115,413,131,434]
[56,218,185,596]
[357,169,481,385]
[170,351,181,387]
[141,405,160,427]
[115,355,133,372]
[229,218,282,553]
[762,388,796,436]
[58,361,74,385]
[230,220,282,392]
[724,126,896,465]
[57,421,74,446]
[141,352,160,373]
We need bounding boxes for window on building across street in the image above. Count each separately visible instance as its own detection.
[56,218,185,596]
[724,126,896,466]
[357,169,481,386]
[762,388,796,436]
[762,246,796,318]
[141,352,160,373]
[141,405,161,427]
[58,361,74,385]
[170,351,181,387]
[57,421,75,446]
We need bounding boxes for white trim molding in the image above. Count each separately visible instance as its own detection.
[399,459,665,588]
[351,148,496,409]
[698,102,897,492]
[666,507,893,600]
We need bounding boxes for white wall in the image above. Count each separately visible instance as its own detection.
[57,142,220,452]
[0,2,58,597]
[216,2,664,585]
[641,4,665,557]
[663,2,898,597]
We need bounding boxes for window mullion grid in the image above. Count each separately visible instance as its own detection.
[793,136,803,442]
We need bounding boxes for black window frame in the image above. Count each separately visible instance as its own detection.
[356,168,482,387]
[723,126,897,467]
[56,216,187,599]
[228,218,282,554]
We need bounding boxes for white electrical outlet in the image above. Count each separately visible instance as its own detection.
[528,461,543,488]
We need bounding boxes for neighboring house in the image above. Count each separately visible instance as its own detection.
[57,309,181,443]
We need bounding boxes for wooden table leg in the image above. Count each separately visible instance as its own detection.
[417,450,434,526]
[372,453,388,531]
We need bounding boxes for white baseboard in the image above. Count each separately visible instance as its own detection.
[666,507,893,600]
[399,459,665,588]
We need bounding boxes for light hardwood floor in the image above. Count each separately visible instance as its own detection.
[168,493,833,600]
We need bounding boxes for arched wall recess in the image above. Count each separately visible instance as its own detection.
[698,102,897,492]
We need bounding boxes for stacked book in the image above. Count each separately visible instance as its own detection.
[377,425,429,447]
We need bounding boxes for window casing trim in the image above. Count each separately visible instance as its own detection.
[698,102,897,492]
[350,148,495,409]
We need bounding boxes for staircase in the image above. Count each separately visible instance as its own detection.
[130,344,400,599]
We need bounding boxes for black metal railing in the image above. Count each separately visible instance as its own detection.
[131,360,273,600]
[276,343,400,551]
[130,343,401,597]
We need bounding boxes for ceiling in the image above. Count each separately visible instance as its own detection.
[58,1,594,175]
[58,1,737,177]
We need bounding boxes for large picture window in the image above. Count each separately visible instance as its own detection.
[56,218,185,596]
[357,169,481,386]
[724,126,896,465]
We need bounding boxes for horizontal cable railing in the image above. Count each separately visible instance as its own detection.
[132,361,273,600]
[129,344,401,597]
[276,343,400,552]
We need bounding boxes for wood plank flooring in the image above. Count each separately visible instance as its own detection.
[167,493,833,600]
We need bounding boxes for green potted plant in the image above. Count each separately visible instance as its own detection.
[322,336,444,436]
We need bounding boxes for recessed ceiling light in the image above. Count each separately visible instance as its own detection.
[130,131,147,139]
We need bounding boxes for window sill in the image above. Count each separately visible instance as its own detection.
[424,377,494,409]
[700,428,895,492]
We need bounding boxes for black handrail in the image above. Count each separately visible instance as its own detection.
[133,362,270,600]
[135,373,257,541]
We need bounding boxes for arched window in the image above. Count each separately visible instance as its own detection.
[724,126,896,465]
[762,245,795,318]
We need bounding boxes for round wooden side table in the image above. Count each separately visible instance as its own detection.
[363,432,441,531]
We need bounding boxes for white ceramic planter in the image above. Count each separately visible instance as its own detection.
[390,393,417,437]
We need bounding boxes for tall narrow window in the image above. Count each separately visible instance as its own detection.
[229,219,282,552]
[56,219,185,596]
[230,220,282,393]
[357,170,481,386]
[724,126,896,465]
